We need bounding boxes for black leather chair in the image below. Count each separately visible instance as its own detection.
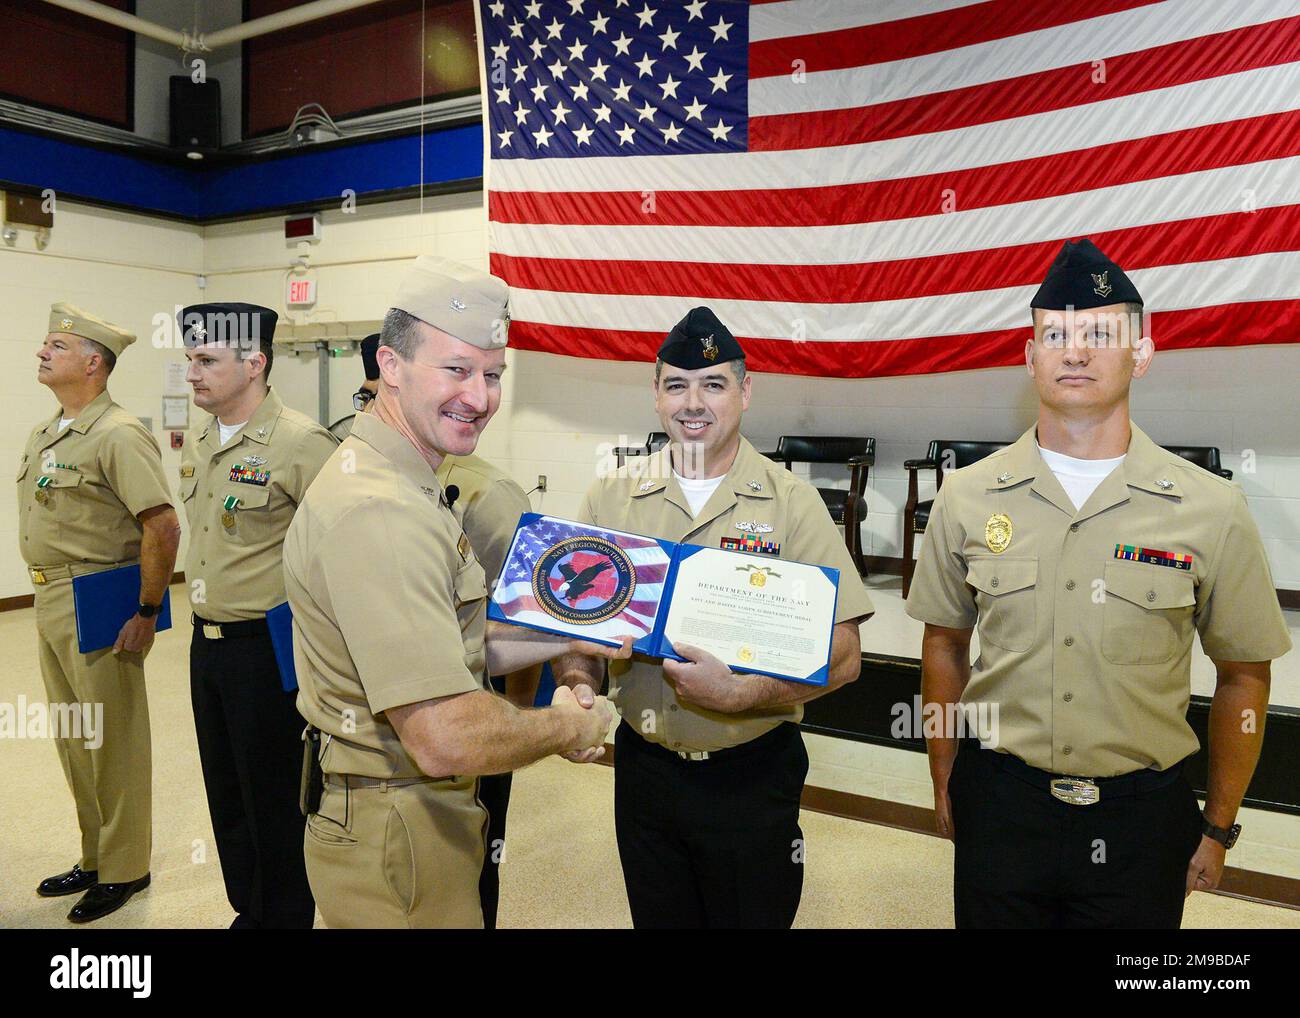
[762,436,874,576]
[902,440,1010,598]
[1163,446,1233,479]
[613,431,669,468]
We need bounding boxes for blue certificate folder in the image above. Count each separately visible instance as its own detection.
[266,602,297,693]
[488,514,838,686]
[72,565,172,654]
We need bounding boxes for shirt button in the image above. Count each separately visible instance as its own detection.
[1065,580,1075,591]
[1063,692,1073,702]
[1063,636,1074,647]
[1063,746,1073,756]
[1147,591,1157,602]
[669,704,678,712]
[200,559,205,565]
[990,577,999,588]
[204,526,209,532]
[1070,523,1080,532]
[208,492,213,499]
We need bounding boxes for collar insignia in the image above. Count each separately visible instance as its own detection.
[997,472,1012,483]
[1156,478,1174,490]
[747,480,762,491]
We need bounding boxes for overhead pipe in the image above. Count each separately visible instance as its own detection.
[38,0,193,49]
[38,0,394,53]
[204,0,395,49]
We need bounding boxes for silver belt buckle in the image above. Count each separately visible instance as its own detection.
[1050,776,1100,806]
[203,624,223,640]
[676,750,709,761]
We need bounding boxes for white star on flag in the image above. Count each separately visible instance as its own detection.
[615,123,636,145]
[532,124,554,146]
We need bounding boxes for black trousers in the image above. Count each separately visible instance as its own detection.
[614,720,807,929]
[949,740,1203,929]
[190,626,315,929]
[477,771,512,930]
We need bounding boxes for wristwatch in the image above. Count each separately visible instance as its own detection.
[1202,815,1242,849]
[137,602,162,619]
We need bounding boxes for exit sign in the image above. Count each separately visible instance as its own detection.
[287,278,317,307]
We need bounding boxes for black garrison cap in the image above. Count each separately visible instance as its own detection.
[657,306,744,369]
[360,333,381,380]
[179,302,278,348]
[1030,238,1143,311]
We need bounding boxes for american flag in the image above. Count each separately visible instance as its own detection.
[492,515,671,641]
[475,0,1300,378]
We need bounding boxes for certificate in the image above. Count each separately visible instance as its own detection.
[662,547,838,686]
[488,515,838,685]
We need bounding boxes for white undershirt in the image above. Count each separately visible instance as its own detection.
[217,419,248,447]
[57,418,74,432]
[1038,445,1126,510]
[673,470,725,517]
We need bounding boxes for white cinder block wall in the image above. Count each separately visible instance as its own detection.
[4,193,1297,880]
[1,203,203,597]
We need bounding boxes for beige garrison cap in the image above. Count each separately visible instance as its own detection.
[48,301,137,357]
[391,257,510,350]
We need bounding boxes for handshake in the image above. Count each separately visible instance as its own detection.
[550,634,630,764]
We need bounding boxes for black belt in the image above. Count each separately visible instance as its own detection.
[192,613,270,640]
[962,738,1185,805]
[619,719,796,764]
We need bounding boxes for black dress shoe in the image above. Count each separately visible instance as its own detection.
[67,874,150,923]
[37,865,98,898]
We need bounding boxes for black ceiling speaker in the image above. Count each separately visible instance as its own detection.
[169,77,222,158]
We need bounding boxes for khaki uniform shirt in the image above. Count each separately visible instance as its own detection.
[284,413,488,779]
[18,390,172,568]
[181,389,336,621]
[906,422,1292,777]
[579,436,875,753]
[436,453,530,588]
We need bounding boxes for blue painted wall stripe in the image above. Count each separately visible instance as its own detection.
[0,123,484,220]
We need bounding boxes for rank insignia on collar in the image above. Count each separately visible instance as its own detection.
[997,472,1012,484]
[457,533,470,560]
[1156,478,1174,490]
[245,454,267,466]
[734,520,774,534]
[180,465,195,478]
[638,480,655,492]
[985,513,1012,554]
[747,480,762,491]
[255,427,267,438]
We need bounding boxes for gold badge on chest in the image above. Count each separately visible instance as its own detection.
[985,513,1013,554]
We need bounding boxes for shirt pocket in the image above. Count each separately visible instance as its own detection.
[179,475,198,502]
[967,556,1038,653]
[454,554,488,672]
[221,485,272,541]
[1101,561,1196,666]
[40,471,85,519]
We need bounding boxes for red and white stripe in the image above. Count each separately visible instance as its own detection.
[482,0,1300,378]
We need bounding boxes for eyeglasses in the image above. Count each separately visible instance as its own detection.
[352,389,375,411]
